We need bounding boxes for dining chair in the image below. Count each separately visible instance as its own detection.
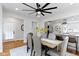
[40,33,48,55]
[60,36,69,56]
[44,32,56,55]
[56,35,77,54]
[27,33,34,56]
[67,36,77,53]
[48,33,56,40]
[47,35,75,56]
[41,33,47,38]
[32,34,42,56]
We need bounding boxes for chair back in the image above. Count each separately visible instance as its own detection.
[41,33,47,38]
[32,34,41,56]
[48,33,56,40]
[27,33,33,51]
[60,35,69,56]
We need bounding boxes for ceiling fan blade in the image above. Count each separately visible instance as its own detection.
[41,12,45,16]
[41,3,50,9]
[43,7,57,10]
[43,11,52,14]
[36,3,40,8]
[22,3,36,9]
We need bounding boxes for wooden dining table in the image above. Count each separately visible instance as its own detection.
[41,38,62,55]
[41,38,62,49]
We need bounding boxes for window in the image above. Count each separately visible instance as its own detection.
[5,32,13,39]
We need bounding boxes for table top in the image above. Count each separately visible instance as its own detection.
[41,38,62,49]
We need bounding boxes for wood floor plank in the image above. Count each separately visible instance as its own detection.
[0,39,25,56]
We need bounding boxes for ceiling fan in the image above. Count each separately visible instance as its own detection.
[21,3,57,16]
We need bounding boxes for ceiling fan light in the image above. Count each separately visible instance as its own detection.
[37,11,41,14]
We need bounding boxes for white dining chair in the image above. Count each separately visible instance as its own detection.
[32,34,42,56]
[41,33,47,38]
[27,33,34,56]
[48,33,56,40]
[67,36,77,53]
[60,36,69,56]
[47,35,75,56]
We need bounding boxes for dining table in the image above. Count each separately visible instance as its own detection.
[41,38,62,55]
[41,38,62,49]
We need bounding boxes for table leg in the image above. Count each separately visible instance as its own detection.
[57,45,59,52]
[45,46,50,56]
[76,41,77,54]
[76,36,79,54]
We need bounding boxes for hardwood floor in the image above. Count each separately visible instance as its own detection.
[67,49,79,56]
[0,39,26,56]
[0,39,79,56]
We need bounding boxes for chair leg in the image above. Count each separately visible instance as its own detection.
[76,37,78,54]
[27,49,28,53]
[45,46,47,55]
[30,49,32,56]
[27,47,30,53]
[67,45,68,51]
[76,42,78,54]
[45,46,50,56]
[31,49,35,56]
[31,50,34,56]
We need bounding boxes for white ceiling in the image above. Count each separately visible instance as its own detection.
[1,3,79,19]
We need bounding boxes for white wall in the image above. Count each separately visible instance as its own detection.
[3,10,24,40]
[41,4,79,34]
[0,5,3,52]
[24,19,32,42]
[24,17,45,42]
[3,9,42,43]
[47,15,79,34]
[3,17,24,39]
